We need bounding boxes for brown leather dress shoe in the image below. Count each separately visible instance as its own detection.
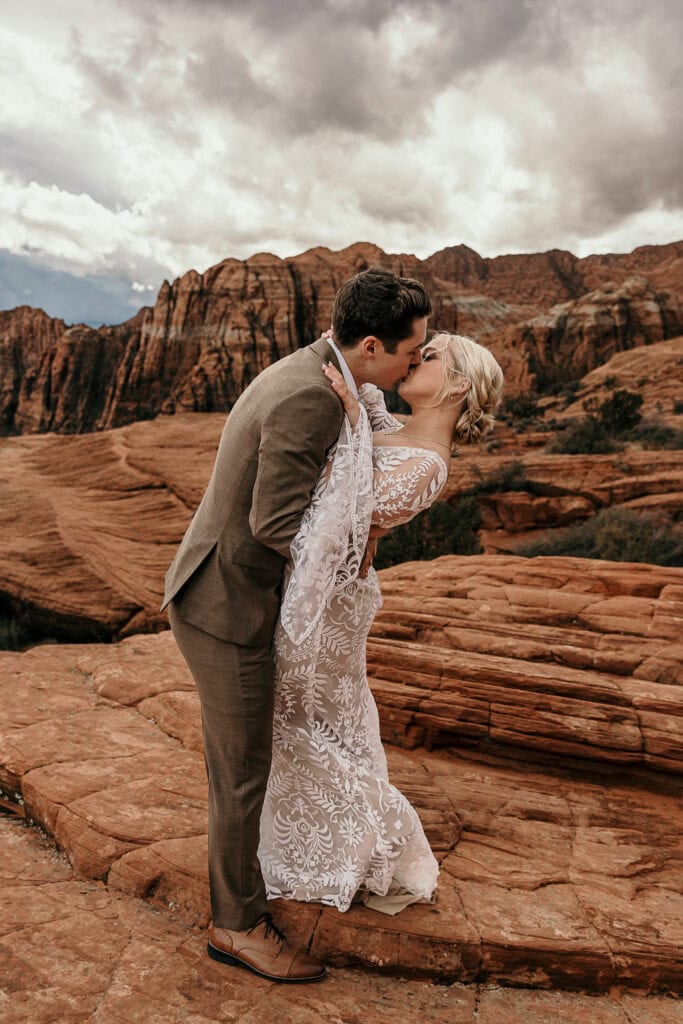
[207,914,327,983]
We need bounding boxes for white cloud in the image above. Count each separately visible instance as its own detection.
[0,0,680,298]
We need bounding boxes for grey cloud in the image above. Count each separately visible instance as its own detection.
[185,35,270,110]
[506,3,683,238]
[0,127,126,209]
[66,19,203,147]
[108,0,576,143]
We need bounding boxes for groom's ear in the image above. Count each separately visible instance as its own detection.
[359,335,382,359]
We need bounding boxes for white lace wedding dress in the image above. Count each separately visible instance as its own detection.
[258,384,449,913]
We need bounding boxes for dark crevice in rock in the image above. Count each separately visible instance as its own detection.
[0,589,127,651]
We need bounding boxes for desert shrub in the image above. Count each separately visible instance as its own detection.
[547,417,621,455]
[673,400,683,414]
[548,389,645,454]
[501,393,540,424]
[590,389,643,433]
[518,508,683,566]
[538,378,581,398]
[603,374,619,389]
[468,459,529,493]
[374,496,482,570]
[627,420,683,450]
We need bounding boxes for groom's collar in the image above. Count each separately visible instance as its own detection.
[309,335,360,399]
[326,337,359,399]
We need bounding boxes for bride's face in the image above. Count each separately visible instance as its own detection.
[397,347,444,404]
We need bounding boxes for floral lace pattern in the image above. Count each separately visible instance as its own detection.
[258,385,448,911]
[279,404,374,646]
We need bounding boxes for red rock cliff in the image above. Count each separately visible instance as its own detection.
[1,239,682,434]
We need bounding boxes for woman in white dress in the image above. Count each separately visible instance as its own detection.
[258,332,504,914]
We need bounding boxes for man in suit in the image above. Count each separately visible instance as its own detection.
[161,267,432,982]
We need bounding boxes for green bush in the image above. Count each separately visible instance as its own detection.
[468,460,529,493]
[627,420,683,450]
[590,389,643,433]
[518,507,683,566]
[501,393,540,424]
[547,417,621,455]
[374,496,482,570]
[673,400,683,414]
[548,389,645,454]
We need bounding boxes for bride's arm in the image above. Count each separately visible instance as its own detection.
[358,383,406,431]
[371,451,450,530]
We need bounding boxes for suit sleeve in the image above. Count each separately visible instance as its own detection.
[249,384,344,558]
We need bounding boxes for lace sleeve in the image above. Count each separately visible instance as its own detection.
[279,405,374,645]
[358,383,405,432]
[372,448,449,530]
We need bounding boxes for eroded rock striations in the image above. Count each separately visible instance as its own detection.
[1,555,683,994]
[541,334,683,426]
[499,276,682,393]
[1,393,682,646]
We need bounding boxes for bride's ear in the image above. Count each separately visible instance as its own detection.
[450,375,471,399]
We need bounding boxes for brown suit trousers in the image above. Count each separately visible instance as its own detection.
[163,338,344,929]
[168,601,274,929]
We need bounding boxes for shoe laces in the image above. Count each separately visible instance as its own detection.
[250,912,287,944]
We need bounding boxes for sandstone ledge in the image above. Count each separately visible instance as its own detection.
[1,607,683,994]
[369,555,683,772]
[6,819,682,1024]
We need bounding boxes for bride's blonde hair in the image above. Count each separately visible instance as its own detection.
[423,332,504,443]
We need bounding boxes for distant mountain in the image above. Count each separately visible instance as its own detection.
[0,249,158,327]
[1,239,681,435]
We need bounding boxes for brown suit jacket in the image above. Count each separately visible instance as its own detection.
[160,337,344,645]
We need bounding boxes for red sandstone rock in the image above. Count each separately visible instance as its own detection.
[368,556,683,770]
[427,239,683,310]
[3,239,682,435]
[1,557,683,992]
[1,408,681,645]
[542,334,683,426]
[499,276,682,393]
[445,446,683,551]
[0,244,465,435]
[8,819,680,1024]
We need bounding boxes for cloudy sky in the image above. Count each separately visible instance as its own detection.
[1,0,681,324]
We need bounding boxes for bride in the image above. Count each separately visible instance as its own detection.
[258,332,504,914]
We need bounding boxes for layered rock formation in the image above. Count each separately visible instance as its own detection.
[446,447,683,551]
[6,818,682,1021]
[0,243,493,435]
[541,334,683,425]
[369,555,683,771]
[3,239,682,435]
[2,554,683,994]
[0,414,212,647]
[426,239,683,308]
[499,276,682,393]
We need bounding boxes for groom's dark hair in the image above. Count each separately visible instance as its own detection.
[332,267,432,352]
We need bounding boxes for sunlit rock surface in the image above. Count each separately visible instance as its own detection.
[1,552,682,994]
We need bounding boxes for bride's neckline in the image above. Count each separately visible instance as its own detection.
[372,431,451,471]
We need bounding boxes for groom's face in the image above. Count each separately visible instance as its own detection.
[368,316,428,390]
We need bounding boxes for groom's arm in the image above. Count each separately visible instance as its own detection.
[249,384,343,559]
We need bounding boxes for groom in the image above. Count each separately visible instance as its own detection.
[161,267,431,982]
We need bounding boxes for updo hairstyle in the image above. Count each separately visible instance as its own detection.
[422,332,504,444]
